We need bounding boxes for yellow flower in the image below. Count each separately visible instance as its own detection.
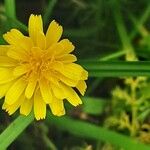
[0,14,88,120]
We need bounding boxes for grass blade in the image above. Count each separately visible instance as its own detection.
[43,0,57,24]
[80,61,150,77]
[47,114,150,150]
[82,97,108,115]
[4,0,16,19]
[0,113,34,150]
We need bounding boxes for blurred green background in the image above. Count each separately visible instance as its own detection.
[1,0,150,150]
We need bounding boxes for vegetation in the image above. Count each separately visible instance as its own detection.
[0,0,150,149]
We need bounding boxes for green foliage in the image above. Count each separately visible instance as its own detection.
[46,113,150,150]
[1,0,150,149]
[82,97,108,115]
[0,113,34,150]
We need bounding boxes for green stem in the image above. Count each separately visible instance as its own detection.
[130,82,138,137]
[100,50,127,61]
[4,0,16,28]
[43,0,57,25]
[129,3,150,40]
[0,113,34,150]
[40,123,57,150]
[129,14,149,38]
[43,134,57,150]
[111,0,136,60]
[46,113,150,150]
[111,1,131,50]
[4,0,16,19]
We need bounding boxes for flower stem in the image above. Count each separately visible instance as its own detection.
[4,0,16,28]
[130,82,138,137]
[4,0,16,19]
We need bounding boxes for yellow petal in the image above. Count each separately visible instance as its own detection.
[49,97,65,116]
[5,78,27,105]
[28,14,43,45]
[37,32,46,50]
[76,80,87,96]
[51,83,65,99]
[0,81,14,98]
[0,56,17,67]
[46,20,63,48]
[56,72,78,87]
[56,54,77,63]
[18,36,34,52]
[44,72,60,86]
[3,30,32,55]
[3,28,33,52]
[61,83,82,106]
[7,48,28,60]
[25,76,37,99]
[20,98,33,116]
[0,45,10,56]
[34,89,46,120]
[54,63,83,80]
[39,79,52,103]
[47,39,74,56]
[13,65,29,76]
[46,43,64,57]
[3,29,24,46]
[3,94,24,115]
[81,69,88,80]
[0,68,16,84]
[31,47,42,58]
[58,39,75,55]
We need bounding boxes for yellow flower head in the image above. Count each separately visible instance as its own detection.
[0,14,88,120]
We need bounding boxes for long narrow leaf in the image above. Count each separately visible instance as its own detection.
[4,0,16,19]
[0,113,34,150]
[80,61,150,77]
[47,114,150,150]
[43,0,57,24]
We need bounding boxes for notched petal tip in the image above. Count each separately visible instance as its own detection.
[46,19,63,48]
[35,115,46,120]
[3,29,24,46]
[76,80,87,96]
[51,20,61,26]
[58,39,75,54]
[81,69,88,80]
[29,14,42,19]
[3,31,10,42]
[54,110,65,116]
[28,14,43,45]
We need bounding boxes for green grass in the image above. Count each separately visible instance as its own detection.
[0,0,150,149]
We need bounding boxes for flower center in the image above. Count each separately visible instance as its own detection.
[24,49,54,79]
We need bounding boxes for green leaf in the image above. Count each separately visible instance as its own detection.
[4,0,16,19]
[4,0,16,28]
[82,97,108,115]
[79,61,150,77]
[47,114,150,150]
[0,113,34,150]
